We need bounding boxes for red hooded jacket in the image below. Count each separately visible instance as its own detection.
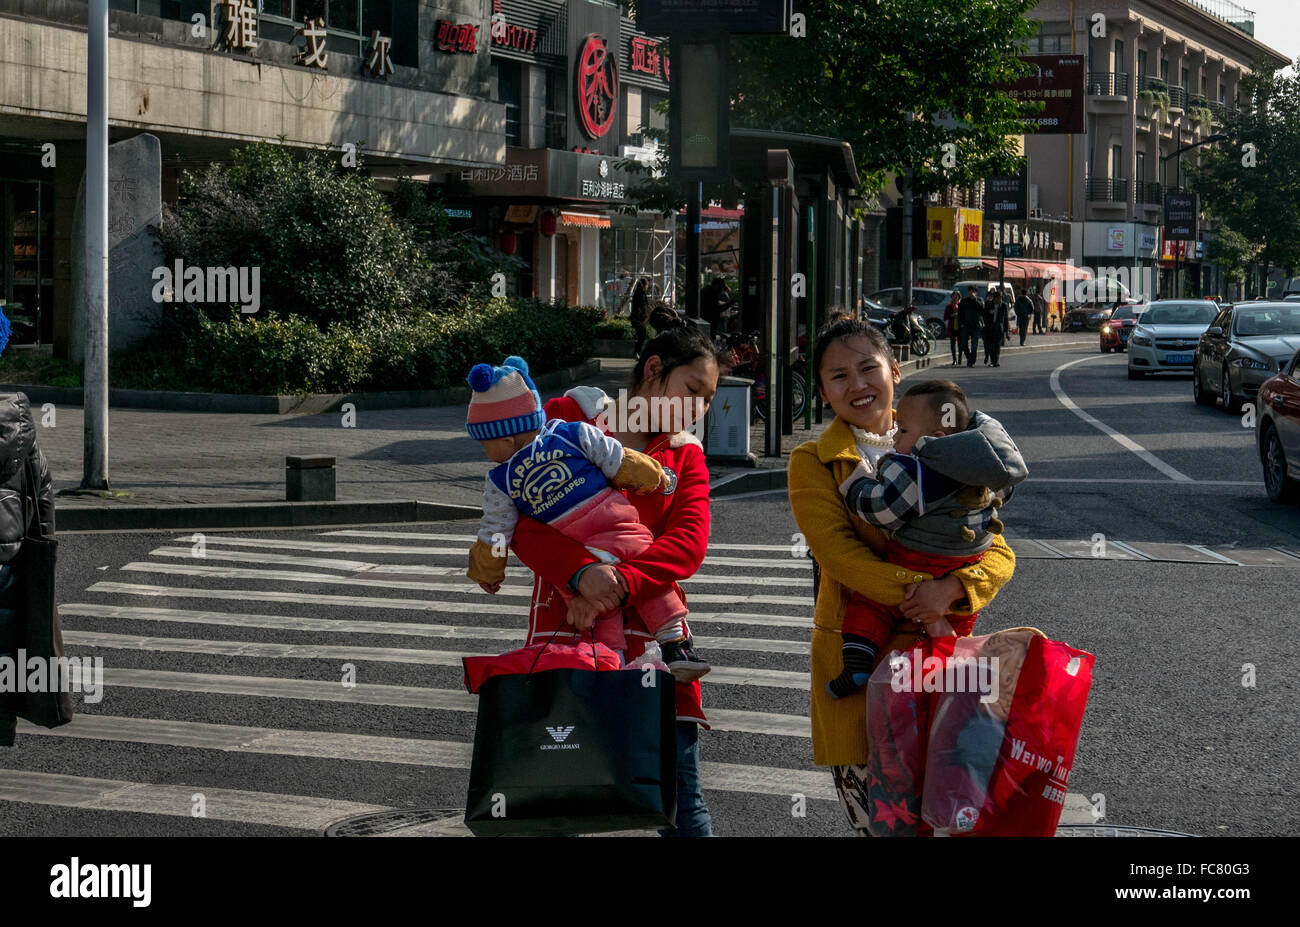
[511,388,711,727]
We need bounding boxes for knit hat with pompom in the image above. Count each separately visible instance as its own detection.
[465,355,545,440]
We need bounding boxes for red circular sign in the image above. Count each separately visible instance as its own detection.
[576,34,618,140]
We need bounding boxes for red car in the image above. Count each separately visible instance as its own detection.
[1099,303,1147,353]
[1257,348,1300,504]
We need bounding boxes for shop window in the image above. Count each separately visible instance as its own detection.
[545,72,568,150]
[496,60,523,147]
[2,180,55,346]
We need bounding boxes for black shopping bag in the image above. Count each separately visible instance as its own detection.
[464,660,677,836]
[15,456,72,729]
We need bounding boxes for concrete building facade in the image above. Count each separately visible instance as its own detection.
[1026,0,1289,299]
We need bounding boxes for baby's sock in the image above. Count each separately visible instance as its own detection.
[654,620,688,645]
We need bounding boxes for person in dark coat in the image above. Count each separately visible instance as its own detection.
[700,277,732,335]
[1032,291,1047,334]
[957,287,984,368]
[943,290,961,365]
[1015,288,1035,346]
[983,291,1007,366]
[0,389,56,748]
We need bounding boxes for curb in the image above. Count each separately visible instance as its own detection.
[57,500,483,533]
[1,359,603,415]
[708,337,1095,496]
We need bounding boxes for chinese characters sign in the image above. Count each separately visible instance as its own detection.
[223,0,258,52]
[460,165,541,183]
[437,20,480,55]
[1003,56,1085,134]
[366,31,394,78]
[576,35,618,139]
[630,37,669,81]
[926,208,983,258]
[296,18,328,69]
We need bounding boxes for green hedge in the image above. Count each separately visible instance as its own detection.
[591,317,635,340]
[110,299,600,396]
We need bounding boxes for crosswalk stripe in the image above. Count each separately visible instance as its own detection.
[16,715,832,800]
[119,561,814,606]
[147,546,810,587]
[93,667,811,737]
[62,603,526,641]
[89,581,532,616]
[62,602,808,655]
[0,769,390,831]
[321,530,796,553]
[167,538,813,573]
[61,631,812,688]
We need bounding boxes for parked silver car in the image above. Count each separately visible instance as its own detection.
[1193,302,1300,412]
[869,287,954,340]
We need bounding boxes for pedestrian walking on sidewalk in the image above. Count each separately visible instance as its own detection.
[786,317,1015,836]
[1015,288,1034,347]
[983,291,1006,366]
[1032,291,1047,334]
[958,287,983,367]
[944,290,961,365]
[508,326,728,837]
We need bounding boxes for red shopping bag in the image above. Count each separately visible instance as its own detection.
[463,640,623,694]
[921,628,1094,837]
[863,637,958,837]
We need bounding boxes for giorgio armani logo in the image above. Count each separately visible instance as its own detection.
[541,725,580,751]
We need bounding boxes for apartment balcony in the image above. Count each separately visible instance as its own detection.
[1087,177,1129,203]
[1135,181,1165,205]
[1087,71,1130,97]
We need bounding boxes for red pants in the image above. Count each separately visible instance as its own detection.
[844,539,983,650]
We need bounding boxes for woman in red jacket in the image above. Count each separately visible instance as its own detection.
[510,324,724,837]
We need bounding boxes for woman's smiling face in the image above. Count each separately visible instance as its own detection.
[817,335,900,432]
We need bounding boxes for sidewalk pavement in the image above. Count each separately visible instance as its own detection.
[38,332,1091,522]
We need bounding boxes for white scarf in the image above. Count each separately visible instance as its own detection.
[849,423,897,474]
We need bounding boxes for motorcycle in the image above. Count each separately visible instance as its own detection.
[865,304,932,357]
[717,329,807,425]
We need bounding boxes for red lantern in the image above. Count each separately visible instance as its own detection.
[499,229,517,254]
[539,212,557,237]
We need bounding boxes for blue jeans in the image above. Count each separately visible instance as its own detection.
[660,721,713,837]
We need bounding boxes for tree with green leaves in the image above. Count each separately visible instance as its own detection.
[1204,225,1257,296]
[728,0,1040,197]
[1189,63,1300,295]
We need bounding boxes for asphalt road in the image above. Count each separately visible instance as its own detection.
[2,343,1297,837]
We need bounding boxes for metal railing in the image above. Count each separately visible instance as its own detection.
[1087,72,1129,96]
[1135,181,1164,205]
[1086,178,1129,203]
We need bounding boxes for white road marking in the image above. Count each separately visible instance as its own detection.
[16,716,832,800]
[90,667,811,737]
[1026,477,1260,486]
[88,581,531,616]
[147,546,810,586]
[321,529,794,552]
[0,769,390,831]
[1048,354,1194,482]
[118,562,814,606]
[61,631,810,688]
[63,602,808,655]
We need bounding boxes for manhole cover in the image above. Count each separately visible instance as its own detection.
[324,809,469,837]
[1055,824,1197,837]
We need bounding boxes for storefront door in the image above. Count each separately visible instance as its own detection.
[1,179,55,346]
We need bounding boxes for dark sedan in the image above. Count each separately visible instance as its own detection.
[1193,302,1300,413]
[1256,349,1300,504]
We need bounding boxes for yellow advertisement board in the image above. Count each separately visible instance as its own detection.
[926,207,983,258]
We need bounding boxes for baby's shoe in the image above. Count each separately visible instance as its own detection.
[660,635,711,683]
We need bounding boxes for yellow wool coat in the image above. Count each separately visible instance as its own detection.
[787,415,1016,767]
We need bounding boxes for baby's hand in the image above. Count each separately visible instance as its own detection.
[566,596,604,630]
[837,458,873,497]
[478,581,502,595]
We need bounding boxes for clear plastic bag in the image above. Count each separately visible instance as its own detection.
[624,640,670,673]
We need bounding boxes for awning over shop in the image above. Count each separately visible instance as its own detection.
[560,211,611,228]
[701,206,743,221]
[979,258,1092,280]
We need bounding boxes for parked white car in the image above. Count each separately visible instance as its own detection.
[1127,300,1220,379]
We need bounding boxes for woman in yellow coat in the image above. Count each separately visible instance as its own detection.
[788,318,1016,835]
